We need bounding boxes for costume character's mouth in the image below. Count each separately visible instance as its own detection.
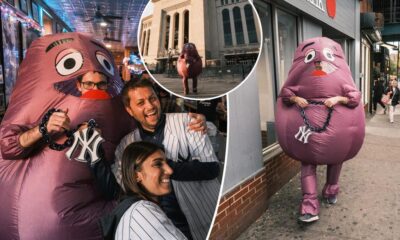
[81,90,111,100]
[311,61,337,77]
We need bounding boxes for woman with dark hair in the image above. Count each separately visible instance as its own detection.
[114,141,187,240]
[385,81,400,123]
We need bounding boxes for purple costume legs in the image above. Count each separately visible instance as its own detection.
[300,163,342,215]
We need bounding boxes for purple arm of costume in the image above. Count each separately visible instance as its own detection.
[280,86,299,105]
[342,84,361,108]
[0,124,37,160]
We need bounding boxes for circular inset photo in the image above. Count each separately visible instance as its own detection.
[138,0,262,99]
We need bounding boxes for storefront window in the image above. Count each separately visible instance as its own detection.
[256,4,276,149]
[276,9,297,90]
[42,12,53,35]
[256,5,297,150]
[244,4,257,44]
[222,9,232,46]
[31,1,40,23]
[233,7,244,45]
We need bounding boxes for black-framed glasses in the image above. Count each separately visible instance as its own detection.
[80,81,108,90]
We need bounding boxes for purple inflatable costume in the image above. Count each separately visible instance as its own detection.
[275,37,365,217]
[0,33,135,239]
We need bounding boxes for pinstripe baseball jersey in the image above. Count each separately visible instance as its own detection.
[112,113,220,240]
[115,200,187,240]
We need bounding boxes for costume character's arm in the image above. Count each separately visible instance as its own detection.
[0,124,39,160]
[1,109,71,160]
[279,86,301,105]
[341,84,361,108]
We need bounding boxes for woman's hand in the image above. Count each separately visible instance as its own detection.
[290,96,309,108]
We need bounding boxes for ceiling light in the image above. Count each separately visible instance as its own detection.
[100,22,108,27]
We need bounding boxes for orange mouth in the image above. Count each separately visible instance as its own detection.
[311,70,327,76]
[81,90,111,100]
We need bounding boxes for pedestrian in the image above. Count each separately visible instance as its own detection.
[372,79,385,113]
[385,81,400,123]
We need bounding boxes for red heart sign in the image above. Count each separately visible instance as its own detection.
[327,0,336,18]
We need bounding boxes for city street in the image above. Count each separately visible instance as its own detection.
[237,105,400,240]
[152,74,245,99]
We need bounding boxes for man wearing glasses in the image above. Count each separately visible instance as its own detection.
[77,71,110,99]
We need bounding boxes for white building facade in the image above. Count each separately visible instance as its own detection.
[139,0,261,72]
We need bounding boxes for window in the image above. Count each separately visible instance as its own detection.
[173,13,179,49]
[276,9,297,90]
[256,5,298,149]
[222,9,232,46]
[233,7,244,45]
[31,1,40,23]
[257,4,276,148]
[145,30,151,56]
[244,4,258,44]
[164,15,170,50]
[19,0,28,13]
[184,11,189,44]
[221,0,224,6]
[141,30,147,55]
[42,12,53,35]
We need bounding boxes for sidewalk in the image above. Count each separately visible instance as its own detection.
[237,105,400,240]
[152,74,244,98]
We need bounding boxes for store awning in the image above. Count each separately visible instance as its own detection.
[361,12,384,43]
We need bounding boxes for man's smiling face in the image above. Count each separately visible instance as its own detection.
[125,86,161,132]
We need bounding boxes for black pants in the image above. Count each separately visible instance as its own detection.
[373,98,385,111]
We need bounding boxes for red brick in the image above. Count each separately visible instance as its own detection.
[217,199,230,212]
[248,177,262,190]
[211,153,300,240]
[232,186,249,201]
[214,210,227,223]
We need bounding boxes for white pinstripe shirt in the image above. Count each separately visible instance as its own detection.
[115,200,187,240]
[112,113,220,240]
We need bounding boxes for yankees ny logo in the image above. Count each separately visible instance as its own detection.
[295,125,312,144]
[66,128,104,165]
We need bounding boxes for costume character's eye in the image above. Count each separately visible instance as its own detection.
[96,52,114,76]
[304,49,316,63]
[55,51,83,76]
[323,48,335,61]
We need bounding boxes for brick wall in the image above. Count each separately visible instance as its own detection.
[209,153,300,240]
